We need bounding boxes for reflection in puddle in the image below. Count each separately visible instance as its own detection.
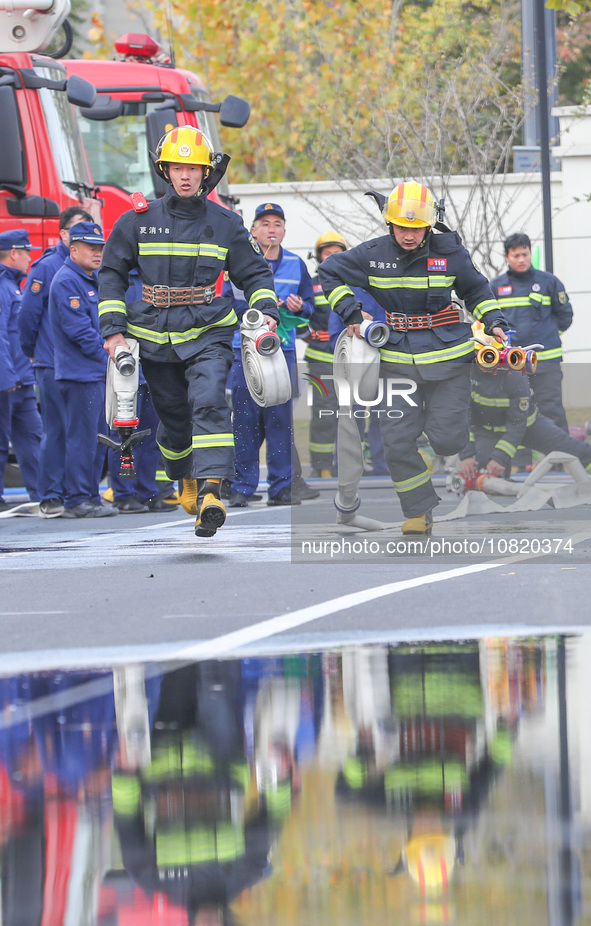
[0,637,581,924]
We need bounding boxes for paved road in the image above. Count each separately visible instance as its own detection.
[1,476,590,671]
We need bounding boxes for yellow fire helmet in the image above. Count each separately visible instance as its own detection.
[315,230,347,263]
[155,125,214,171]
[383,181,438,228]
[403,832,457,896]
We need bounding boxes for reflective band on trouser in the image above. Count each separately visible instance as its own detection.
[98,300,127,317]
[157,441,192,462]
[393,468,432,494]
[310,442,335,454]
[380,340,474,365]
[249,288,278,308]
[471,299,501,321]
[111,775,141,814]
[536,348,563,361]
[495,439,517,458]
[192,433,235,450]
[305,347,334,363]
[327,285,354,309]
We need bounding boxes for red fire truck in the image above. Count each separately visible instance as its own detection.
[65,33,249,238]
[0,0,99,249]
[0,7,248,250]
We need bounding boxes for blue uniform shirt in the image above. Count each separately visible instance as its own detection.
[49,257,107,381]
[19,241,69,368]
[0,263,36,391]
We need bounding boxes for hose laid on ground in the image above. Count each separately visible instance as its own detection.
[333,320,390,527]
[241,309,292,407]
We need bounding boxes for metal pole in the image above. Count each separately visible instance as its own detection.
[534,0,554,272]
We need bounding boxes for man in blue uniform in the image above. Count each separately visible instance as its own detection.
[0,229,42,511]
[458,363,591,478]
[490,233,572,432]
[98,126,279,537]
[225,202,316,507]
[49,221,117,518]
[18,207,92,518]
[319,181,508,534]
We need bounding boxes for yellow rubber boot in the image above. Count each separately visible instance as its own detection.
[103,486,114,503]
[320,469,333,478]
[178,476,199,515]
[195,479,226,538]
[401,511,433,535]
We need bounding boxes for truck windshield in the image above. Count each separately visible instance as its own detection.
[35,65,93,190]
[80,101,158,199]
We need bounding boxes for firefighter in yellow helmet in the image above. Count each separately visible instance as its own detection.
[98,126,279,539]
[318,180,508,534]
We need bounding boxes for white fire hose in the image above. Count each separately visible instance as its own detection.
[240,308,292,407]
[333,319,391,528]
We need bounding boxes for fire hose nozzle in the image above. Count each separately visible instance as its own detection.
[359,319,390,348]
[114,346,136,376]
[476,344,500,370]
[255,331,281,356]
[500,346,526,371]
[242,308,265,329]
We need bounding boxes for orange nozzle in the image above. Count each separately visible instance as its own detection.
[476,344,500,370]
[503,347,526,371]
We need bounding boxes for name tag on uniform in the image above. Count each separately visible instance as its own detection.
[498,285,512,295]
[427,258,447,271]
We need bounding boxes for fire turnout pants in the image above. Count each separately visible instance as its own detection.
[474,413,591,475]
[529,363,569,432]
[377,364,471,518]
[308,357,338,473]
[141,332,235,481]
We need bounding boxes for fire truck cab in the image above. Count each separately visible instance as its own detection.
[65,33,250,237]
[0,0,99,249]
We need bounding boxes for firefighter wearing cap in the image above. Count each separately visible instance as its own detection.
[98,126,279,538]
[0,229,43,509]
[318,181,508,534]
[49,221,117,518]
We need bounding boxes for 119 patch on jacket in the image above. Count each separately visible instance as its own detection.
[427,258,447,271]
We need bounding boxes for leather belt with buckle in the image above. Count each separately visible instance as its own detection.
[310,329,330,341]
[386,305,461,331]
[142,284,215,308]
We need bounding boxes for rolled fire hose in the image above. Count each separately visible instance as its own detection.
[241,308,292,407]
[105,337,140,427]
[333,320,390,527]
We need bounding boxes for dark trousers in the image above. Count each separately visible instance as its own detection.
[59,380,108,508]
[475,413,591,474]
[529,364,569,432]
[108,383,161,502]
[141,334,235,481]
[36,366,67,502]
[0,384,42,500]
[378,365,471,517]
[308,357,338,473]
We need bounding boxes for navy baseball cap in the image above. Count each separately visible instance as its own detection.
[254,202,285,221]
[69,222,105,245]
[0,229,40,250]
